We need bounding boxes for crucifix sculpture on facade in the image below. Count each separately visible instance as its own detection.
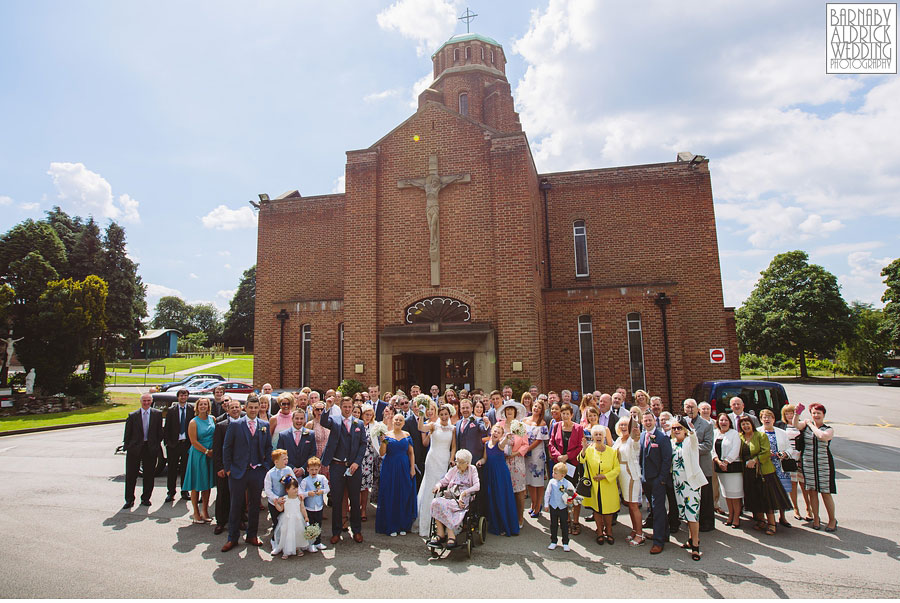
[398,154,470,286]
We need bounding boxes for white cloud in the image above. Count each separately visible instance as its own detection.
[722,272,761,308]
[839,251,893,307]
[145,283,182,298]
[217,250,231,257]
[409,70,434,109]
[331,174,345,194]
[510,2,900,254]
[20,202,39,211]
[200,204,257,230]
[189,273,199,279]
[364,89,402,103]
[217,288,236,300]
[0,195,12,206]
[376,0,459,56]
[223,263,231,269]
[812,241,885,257]
[46,162,141,223]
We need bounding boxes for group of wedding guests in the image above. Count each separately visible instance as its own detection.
[122,382,839,561]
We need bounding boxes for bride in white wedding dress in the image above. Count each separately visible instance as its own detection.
[416,404,457,537]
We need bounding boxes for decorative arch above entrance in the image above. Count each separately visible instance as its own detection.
[405,297,471,324]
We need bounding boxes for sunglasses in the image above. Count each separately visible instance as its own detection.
[671,426,684,432]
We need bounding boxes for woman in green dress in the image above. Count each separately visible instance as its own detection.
[184,397,216,523]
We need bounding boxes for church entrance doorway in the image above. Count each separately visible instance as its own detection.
[391,352,474,393]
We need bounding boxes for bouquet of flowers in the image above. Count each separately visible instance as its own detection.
[313,479,322,491]
[509,418,526,437]
[413,394,435,418]
[304,524,321,542]
[370,421,388,439]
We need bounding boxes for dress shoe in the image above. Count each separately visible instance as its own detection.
[214,525,226,535]
[122,502,134,509]
[330,535,341,545]
[353,533,364,543]
[649,544,664,554]
[165,495,175,502]
[140,500,152,507]
[643,517,652,528]
[221,541,236,552]
[246,537,263,546]
[181,492,190,500]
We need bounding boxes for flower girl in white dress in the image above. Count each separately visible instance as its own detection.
[271,477,310,559]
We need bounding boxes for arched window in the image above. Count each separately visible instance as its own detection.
[578,315,596,394]
[465,46,470,60]
[490,50,495,64]
[405,297,471,324]
[573,220,589,277]
[627,313,646,394]
[338,323,344,383]
[481,47,485,61]
[453,48,459,62]
[459,92,469,116]
[300,324,311,388]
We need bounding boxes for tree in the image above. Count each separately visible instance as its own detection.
[68,217,103,281]
[736,250,853,377]
[0,219,67,278]
[882,258,900,352]
[7,252,59,306]
[223,265,255,349]
[836,302,892,374]
[152,296,194,334]
[17,275,108,393]
[44,206,83,261]
[191,303,222,345]
[99,222,146,375]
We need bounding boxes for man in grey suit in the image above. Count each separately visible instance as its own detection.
[684,398,715,532]
[728,396,760,429]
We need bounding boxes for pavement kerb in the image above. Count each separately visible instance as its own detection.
[0,418,126,437]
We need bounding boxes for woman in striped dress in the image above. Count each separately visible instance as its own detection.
[793,403,837,532]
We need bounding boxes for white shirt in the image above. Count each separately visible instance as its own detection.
[177,404,188,440]
[328,404,343,422]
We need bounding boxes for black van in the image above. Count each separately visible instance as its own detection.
[691,380,789,418]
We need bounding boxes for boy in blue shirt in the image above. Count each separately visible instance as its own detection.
[300,456,330,552]
[543,462,574,551]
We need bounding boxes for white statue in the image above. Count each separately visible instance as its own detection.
[3,336,23,368]
[25,368,36,394]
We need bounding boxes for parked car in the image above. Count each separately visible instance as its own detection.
[151,380,253,412]
[691,380,789,418]
[876,367,900,386]
[150,373,226,393]
[192,381,254,396]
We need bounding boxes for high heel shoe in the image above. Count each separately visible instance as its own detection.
[824,520,838,532]
[691,541,702,561]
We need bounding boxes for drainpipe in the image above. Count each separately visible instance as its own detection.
[540,179,552,288]
[276,309,289,389]
[654,292,673,409]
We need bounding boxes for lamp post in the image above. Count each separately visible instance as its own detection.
[276,309,289,389]
[654,292,673,408]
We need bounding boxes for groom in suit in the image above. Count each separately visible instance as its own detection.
[278,409,318,479]
[639,409,672,554]
[122,393,163,508]
[221,395,273,552]
[320,395,367,544]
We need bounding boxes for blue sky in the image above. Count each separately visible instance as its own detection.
[1,0,898,316]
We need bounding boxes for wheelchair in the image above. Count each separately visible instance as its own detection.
[426,486,487,559]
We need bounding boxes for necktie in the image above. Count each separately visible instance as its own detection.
[248,419,256,437]
[180,406,186,434]
[142,410,149,441]
[344,417,351,432]
[294,430,301,446]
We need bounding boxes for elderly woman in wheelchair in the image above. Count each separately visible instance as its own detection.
[428,449,480,547]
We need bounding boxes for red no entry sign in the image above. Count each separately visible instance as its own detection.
[709,348,726,363]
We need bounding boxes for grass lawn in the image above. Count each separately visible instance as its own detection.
[104,354,253,378]
[105,375,172,385]
[742,374,875,383]
[0,392,141,432]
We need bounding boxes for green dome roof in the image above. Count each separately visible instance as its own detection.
[432,33,502,58]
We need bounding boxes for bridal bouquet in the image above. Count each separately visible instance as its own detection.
[304,524,322,541]
[413,394,435,417]
[370,421,388,439]
[509,419,526,437]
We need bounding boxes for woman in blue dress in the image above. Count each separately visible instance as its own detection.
[183,397,216,524]
[477,424,520,536]
[375,412,418,536]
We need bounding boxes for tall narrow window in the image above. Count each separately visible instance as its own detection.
[453,48,459,62]
[458,93,469,116]
[465,46,470,59]
[300,324,311,388]
[573,220,589,277]
[578,315,596,394]
[627,313,646,394]
[491,50,495,64]
[338,323,344,383]
[481,47,485,61]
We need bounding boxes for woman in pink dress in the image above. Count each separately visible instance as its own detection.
[307,402,330,481]
[429,449,480,547]
[269,393,295,448]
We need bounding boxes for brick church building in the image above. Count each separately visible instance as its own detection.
[253,32,739,405]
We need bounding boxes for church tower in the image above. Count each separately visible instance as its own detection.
[419,33,522,133]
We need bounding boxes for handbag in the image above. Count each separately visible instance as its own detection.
[575,458,593,497]
[781,457,798,472]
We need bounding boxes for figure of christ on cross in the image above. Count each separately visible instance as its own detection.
[397,154,470,286]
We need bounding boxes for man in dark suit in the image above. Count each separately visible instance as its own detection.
[728,396,761,429]
[320,395,367,544]
[221,396,273,552]
[213,399,246,535]
[404,396,429,490]
[122,393,163,508]
[164,389,194,501]
[639,409,672,554]
[455,398,489,515]
[278,410,318,479]
[684,398,716,532]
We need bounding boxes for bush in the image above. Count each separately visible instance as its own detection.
[64,373,107,405]
[337,379,365,398]
[501,377,532,402]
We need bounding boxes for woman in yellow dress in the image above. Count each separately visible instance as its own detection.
[578,425,621,545]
